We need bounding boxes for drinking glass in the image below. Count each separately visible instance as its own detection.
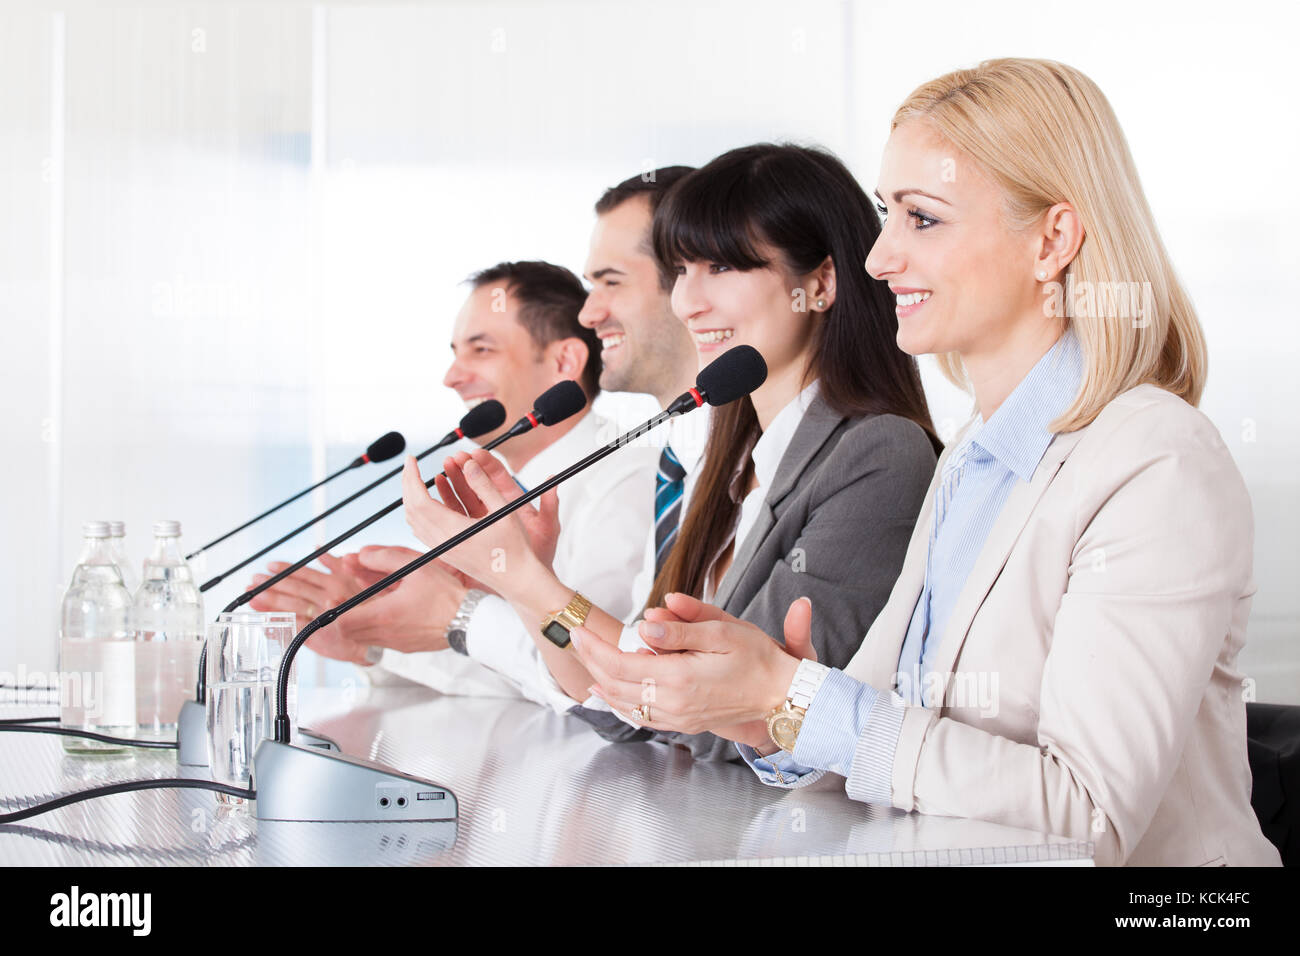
[205,611,297,805]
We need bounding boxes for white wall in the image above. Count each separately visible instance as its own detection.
[1,0,1295,700]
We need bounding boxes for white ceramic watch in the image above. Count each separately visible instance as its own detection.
[764,658,830,752]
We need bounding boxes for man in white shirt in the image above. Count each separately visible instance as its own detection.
[247,259,657,704]
[426,169,716,718]
[513,168,711,718]
[253,170,712,716]
[577,168,706,613]
[401,172,710,709]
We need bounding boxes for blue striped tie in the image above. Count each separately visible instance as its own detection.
[654,445,686,576]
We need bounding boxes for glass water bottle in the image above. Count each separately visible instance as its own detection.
[59,521,136,753]
[132,520,205,741]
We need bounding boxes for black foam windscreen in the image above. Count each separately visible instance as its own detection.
[460,399,506,438]
[532,380,587,426]
[365,431,407,463]
[695,345,768,406]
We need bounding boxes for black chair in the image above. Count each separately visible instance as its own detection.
[1246,702,1300,866]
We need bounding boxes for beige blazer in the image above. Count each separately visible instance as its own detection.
[840,384,1281,866]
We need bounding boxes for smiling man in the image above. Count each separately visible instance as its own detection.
[444,262,599,475]
[580,171,698,408]
[448,168,710,725]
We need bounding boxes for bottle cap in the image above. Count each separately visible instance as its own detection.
[82,521,111,538]
[108,520,126,537]
[153,520,182,537]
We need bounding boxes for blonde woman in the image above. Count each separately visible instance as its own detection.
[568,59,1281,866]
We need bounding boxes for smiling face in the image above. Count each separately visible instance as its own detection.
[442,284,563,444]
[670,249,814,401]
[865,119,1045,363]
[578,196,695,405]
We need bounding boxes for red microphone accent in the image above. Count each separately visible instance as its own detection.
[688,387,704,408]
[454,427,465,439]
[526,412,539,429]
[361,454,371,464]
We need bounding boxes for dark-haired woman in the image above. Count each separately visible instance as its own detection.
[402,143,941,759]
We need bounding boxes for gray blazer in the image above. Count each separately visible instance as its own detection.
[578,393,938,761]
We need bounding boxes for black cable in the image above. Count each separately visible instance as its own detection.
[0,822,259,859]
[0,778,255,824]
[0,724,177,749]
[0,716,58,725]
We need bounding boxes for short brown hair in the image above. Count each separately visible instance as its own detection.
[595,166,695,291]
[594,165,695,217]
[467,261,600,398]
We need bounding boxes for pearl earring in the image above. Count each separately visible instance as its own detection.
[1035,270,1048,281]
[815,298,827,310]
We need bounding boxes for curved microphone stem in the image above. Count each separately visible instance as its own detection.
[186,459,362,560]
[199,435,460,593]
[195,429,518,705]
[272,394,700,743]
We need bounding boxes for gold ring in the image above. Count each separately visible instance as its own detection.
[631,704,650,723]
[306,604,318,620]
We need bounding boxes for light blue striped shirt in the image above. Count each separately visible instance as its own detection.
[739,329,1084,795]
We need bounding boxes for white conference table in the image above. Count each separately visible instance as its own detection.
[0,686,1094,866]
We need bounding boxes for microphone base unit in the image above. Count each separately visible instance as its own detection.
[256,819,458,865]
[295,726,341,752]
[253,739,458,823]
[178,701,340,767]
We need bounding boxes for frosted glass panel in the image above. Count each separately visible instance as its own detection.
[0,5,57,677]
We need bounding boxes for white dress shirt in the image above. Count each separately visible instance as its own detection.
[704,379,821,603]
[625,406,712,617]
[610,406,710,657]
[364,408,657,708]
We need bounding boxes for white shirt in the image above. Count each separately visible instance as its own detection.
[625,405,712,618]
[705,379,821,602]
[364,408,657,709]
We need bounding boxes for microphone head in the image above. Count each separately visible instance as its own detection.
[365,431,407,463]
[532,380,587,426]
[696,345,768,406]
[459,399,506,439]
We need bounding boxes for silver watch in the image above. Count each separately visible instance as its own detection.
[446,589,489,656]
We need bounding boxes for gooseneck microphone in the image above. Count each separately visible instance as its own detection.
[357,431,408,466]
[197,403,505,592]
[692,342,767,407]
[178,392,567,765]
[251,348,764,823]
[185,431,407,560]
[222,383,583,614]
[192,382,586,708]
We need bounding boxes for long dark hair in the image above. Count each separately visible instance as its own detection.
[646,143,942,609]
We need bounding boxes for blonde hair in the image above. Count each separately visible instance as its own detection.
[892,58,1206,430]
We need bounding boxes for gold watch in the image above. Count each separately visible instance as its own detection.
[540,592,592,649]
[764,659,830,752]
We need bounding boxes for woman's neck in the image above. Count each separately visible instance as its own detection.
[749,353,815,431]
[962,316,1066,422]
